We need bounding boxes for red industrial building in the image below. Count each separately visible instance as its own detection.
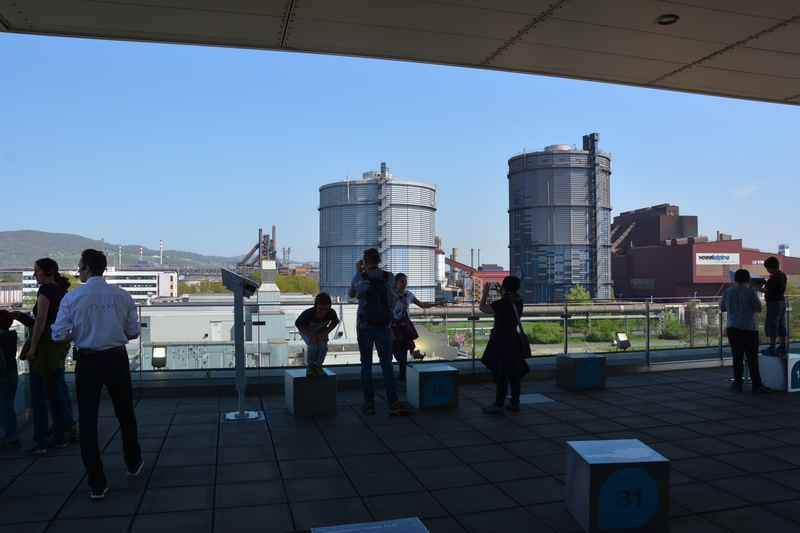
[612,205,800,299]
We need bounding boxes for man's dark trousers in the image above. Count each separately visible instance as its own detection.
[75,347,141,490]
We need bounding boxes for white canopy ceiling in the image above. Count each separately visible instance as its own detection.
[2,0,799,105]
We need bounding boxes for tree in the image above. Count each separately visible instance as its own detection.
[565,285,592,303]
[276,274,319,295]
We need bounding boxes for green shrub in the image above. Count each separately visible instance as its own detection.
[660,316,687,340]
[584,320,623,342]
[523,322,564,344]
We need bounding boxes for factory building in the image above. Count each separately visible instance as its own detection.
[319,163,437,302]
[23,267,177,304]
[612,204,800,298]
[508,133,612,303]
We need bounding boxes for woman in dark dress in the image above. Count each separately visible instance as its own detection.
[12,258,75,454]
[480,276,529,414]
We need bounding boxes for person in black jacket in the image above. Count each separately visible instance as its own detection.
[0,310,20,448]
[480,276,529,414]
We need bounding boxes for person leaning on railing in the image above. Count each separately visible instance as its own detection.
[720,268,769,394]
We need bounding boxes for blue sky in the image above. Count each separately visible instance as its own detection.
[2,33,799,267]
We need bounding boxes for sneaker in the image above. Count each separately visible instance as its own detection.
[730,382,743,393]
[362,402,376,416]
[89,486,109,500]
[506,402,521,413]
[31,446,47,456]
[482,404,504,415]
[753,385,772,395]
[128,460,144,478]
[389,401,413,416]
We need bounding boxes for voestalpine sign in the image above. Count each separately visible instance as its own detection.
[695,253,740,265]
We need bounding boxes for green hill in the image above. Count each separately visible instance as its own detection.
[0,230,240,269]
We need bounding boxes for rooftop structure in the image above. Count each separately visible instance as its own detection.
[22,267,177,304]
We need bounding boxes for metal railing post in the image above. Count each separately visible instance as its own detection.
[563,302,569,354]
[646,301,651,367]
[786,295,792,348]
[471,307,476,373]
[719,304,725,365]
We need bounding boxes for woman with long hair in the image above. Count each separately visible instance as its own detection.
[391,273,440,382]
[480,276,529,413]
[12,258,76,453]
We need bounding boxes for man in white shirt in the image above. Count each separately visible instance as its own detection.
[52,249,143,500]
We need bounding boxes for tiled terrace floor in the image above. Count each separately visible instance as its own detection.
[3,367,800,532]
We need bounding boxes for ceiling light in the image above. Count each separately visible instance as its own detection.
[656,14,680,25]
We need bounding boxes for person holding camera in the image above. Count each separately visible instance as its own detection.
[479,276,529,413]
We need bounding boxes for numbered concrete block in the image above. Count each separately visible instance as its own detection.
[407,364,458,409]
[557,354,606,391]
[759,352,800,392]
[285,368,337,417]
[566,440,669,533]
[312,517,429,533]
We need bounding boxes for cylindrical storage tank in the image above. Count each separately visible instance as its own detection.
[319,179,380,300]
[508,137,612,303]
[380,180,437,302]
[435,250,446,286]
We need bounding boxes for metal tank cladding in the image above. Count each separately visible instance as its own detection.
[508,134,612,303]
[318,164,437,302]
[319,178,380,300]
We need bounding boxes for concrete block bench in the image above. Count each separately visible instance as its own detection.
[407,364,458,409]
[759,352,800,392]
[285,368,337,417]
[557,353,606,391]
[566,439,669,533]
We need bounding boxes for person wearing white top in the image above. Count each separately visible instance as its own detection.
[51,249,143,500]
[391,273,441,382]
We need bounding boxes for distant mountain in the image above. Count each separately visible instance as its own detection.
[0,230,241,270]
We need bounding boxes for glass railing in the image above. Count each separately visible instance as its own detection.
[7,294,796,381]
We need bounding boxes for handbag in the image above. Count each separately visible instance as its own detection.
[511,301,533,359]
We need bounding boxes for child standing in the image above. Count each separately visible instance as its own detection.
[295,293,340,377]
[762,256,788,356]
[0,310,20,448]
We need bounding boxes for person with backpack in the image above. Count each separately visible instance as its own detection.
[349,248,413,416]
[479,276,529,414]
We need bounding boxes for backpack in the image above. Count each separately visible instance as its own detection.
[362,271,392,326]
